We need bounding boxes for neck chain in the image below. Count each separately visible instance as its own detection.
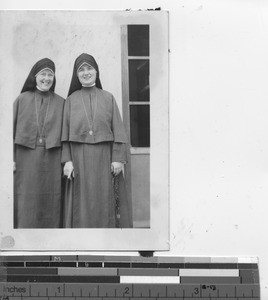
[80,89,97,136]
[34,91,51,144]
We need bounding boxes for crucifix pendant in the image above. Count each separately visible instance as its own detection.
[89,130,93,136]
[39,137,43,143]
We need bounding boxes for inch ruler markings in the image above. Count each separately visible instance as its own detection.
[0,256,260,299]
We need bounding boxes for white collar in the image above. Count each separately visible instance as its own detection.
[82,83,96,87]
[36,85,50,92]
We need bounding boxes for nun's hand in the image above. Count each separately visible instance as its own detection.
[64,161,74,179]
[111,162,123,176]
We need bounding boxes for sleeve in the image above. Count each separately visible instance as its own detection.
[61,142,72,163]
[111,95,128,163]
[112,142,127,163]
[111,95,128,143]
[61,97,70,142]
[13,96,20,140]
[13,96,20,161]
[61,98,72,163]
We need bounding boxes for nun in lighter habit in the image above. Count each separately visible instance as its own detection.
[61,53,132,228]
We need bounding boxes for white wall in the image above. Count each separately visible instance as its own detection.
[169,2,268,298]
[1,0,268,298]
[0,11,125,110]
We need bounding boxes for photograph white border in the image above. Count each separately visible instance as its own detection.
[0,10,169,251]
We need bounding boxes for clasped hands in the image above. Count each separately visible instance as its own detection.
[63,161,124,179]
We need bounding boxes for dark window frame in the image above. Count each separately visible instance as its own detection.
[121,24,150,152]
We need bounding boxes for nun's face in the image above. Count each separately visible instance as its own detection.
[36,69,54,92]
[77,64,97,86]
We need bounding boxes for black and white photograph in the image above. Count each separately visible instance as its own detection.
[1,1,268,298]
[0,10,169,250]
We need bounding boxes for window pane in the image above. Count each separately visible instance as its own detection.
[128,25,149,56]
[130,105,150,147]
[129,59,150,102]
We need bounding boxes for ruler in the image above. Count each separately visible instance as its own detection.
[0,255,260,299]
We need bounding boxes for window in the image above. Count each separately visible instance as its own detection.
[122,25,150,149]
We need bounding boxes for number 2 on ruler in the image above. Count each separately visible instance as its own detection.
[124,287,130,295]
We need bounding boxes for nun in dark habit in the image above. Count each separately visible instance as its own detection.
[13,58,65,228]
[61,53,133,228]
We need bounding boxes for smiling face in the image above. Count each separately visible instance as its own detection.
[35,68,54,92]
[77,63,97,87]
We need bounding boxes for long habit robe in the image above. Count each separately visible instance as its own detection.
[61,86,133,228]
[13,89,64,228]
